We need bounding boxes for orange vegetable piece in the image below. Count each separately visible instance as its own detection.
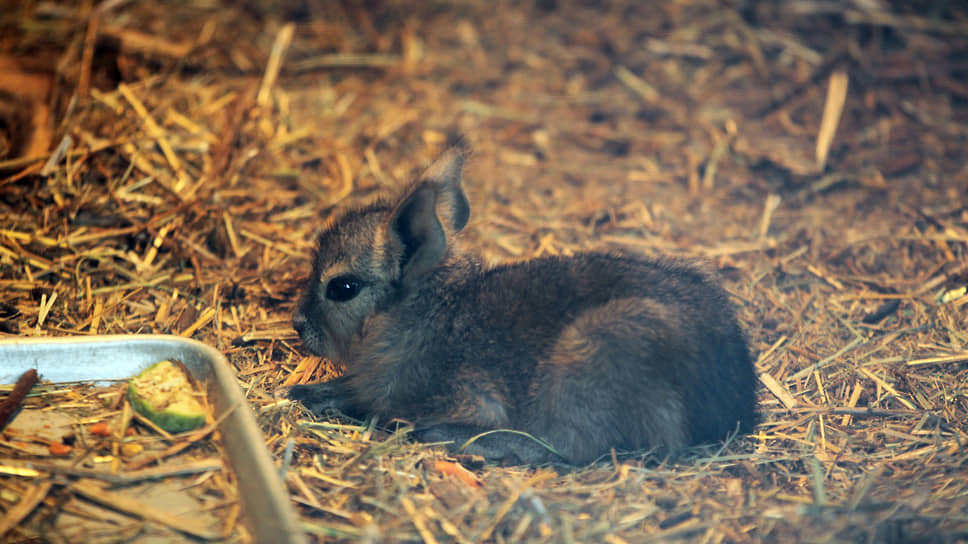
[49,442,72,455]
[433,459,483,488]
[88,422,112,437]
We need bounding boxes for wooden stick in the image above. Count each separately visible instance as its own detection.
[0,369,38,430]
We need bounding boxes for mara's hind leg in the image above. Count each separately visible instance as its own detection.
[527,298,693,464]
[410,372,565,464]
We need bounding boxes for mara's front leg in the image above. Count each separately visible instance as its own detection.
[285,376,366,420]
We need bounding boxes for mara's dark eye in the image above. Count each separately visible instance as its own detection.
[325,276,362,302]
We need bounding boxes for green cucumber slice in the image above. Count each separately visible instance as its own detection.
[127,360,206,433]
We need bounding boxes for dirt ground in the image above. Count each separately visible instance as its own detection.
[2,0,968,542]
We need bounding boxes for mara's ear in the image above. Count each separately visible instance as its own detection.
[390,182,447,282]
[388,147,471,282]
[418,147,470,232]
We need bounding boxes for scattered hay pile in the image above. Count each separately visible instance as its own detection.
[1,1,966,542]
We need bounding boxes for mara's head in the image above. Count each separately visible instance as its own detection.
[292,147,471,361]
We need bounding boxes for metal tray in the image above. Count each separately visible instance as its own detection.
[0,334,305,544]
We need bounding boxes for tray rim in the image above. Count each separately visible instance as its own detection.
[0,333,306,544]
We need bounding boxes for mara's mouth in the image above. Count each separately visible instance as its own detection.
[295,326,328,357]
[298,328,353,364]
